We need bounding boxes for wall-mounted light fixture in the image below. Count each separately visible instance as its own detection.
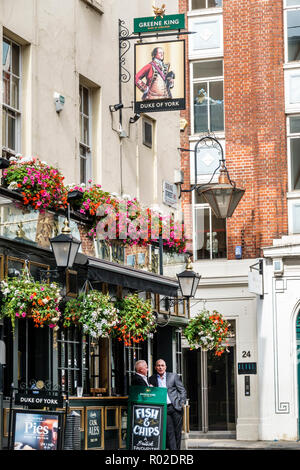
[0,157,10,169]
[129,114,141,124]
[109,103,124,112]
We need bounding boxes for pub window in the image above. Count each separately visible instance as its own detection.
[79,83,92,185]
[57,327,89,396]
[90,338,109,396]
[143,118,153,148]
[2,37,21,159]
[174,329,183,380]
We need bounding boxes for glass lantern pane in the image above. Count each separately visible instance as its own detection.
[52,241,71,267]
[68,240,80,267]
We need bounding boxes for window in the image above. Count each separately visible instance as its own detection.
[174,329,183,380]
[287,115,300,234]
[2,37,21,157]
[143,118,153,148]
[288,115,300,190]
[286,9,300,62]
[191,0,222,9]
[79,84,92,184]
[193,192,226,260]
[192,60,224,134]
[58,327,89,395]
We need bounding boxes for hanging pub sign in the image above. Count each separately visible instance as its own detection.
[133,14,185,34]
[134,40,186,113]
[127,385,167,450]
[12,410,64,450]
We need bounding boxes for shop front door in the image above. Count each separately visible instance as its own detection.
[183,345,236,432]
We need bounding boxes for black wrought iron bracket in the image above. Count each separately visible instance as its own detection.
[177,134,237,199]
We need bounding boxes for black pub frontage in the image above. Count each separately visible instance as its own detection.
[0,187,190,450]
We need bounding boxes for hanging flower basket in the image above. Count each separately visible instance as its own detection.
[184,309,230,356]
[0,268,62,331]
[62,296,82,328]
[2,156,68,212]
[115,293,156,347]
[66,290,119,339]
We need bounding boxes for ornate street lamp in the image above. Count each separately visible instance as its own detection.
[179,135,245,218]
[50,219,81,269]
[177,257,201,299]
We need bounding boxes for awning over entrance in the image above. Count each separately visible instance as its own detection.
[87,256,179,297]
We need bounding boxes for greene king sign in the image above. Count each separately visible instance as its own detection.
[134,14,185,33]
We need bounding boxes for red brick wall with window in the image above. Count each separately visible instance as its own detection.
[179,0,288,260]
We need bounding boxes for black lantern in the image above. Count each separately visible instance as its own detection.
[50,219,81,268]
[177,257,201,299]
[178,135,245,218]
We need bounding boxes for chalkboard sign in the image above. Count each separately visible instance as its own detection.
[85,407,104,450]
[131,404,164,450]
[127,386,167,450]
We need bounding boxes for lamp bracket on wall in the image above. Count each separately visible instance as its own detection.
[178,134,245,218]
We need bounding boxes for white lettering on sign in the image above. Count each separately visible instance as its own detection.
[24,421,49,435]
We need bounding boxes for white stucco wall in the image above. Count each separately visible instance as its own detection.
[164,258,259,439]
[0,0,181,215]
[257,238,300,441]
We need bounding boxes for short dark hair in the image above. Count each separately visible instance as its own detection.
[152,47,163,60]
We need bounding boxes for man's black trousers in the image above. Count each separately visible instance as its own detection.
[166,404,183,450]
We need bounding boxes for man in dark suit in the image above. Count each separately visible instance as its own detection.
[131,360,150,386]
[149,358,186,450]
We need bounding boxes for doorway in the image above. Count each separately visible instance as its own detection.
[183,322,236,432]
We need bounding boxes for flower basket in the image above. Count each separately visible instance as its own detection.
[2,156,68,212]
[114,293,156,347]
[0,268,62,331]
[62,296,82,328]
[66,290,119,339]
[184,309,230,356]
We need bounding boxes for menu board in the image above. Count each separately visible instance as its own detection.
[85,408,103,450]
[12,410,63,450]
[130,404,164,450]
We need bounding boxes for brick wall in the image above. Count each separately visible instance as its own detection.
[180,0,288,260]
[179,0,193,253]
[224,0,287,259]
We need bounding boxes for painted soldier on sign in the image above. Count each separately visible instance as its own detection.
[135,47,175,100]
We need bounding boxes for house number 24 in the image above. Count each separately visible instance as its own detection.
[242,351,251,358]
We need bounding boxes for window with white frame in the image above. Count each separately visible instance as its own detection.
[286,4,300,62]
[191,0,222,9]
[79,84,92,185]
[2,37,21,158]
[192,60,224,134]
[193,192,226,260]
[288,115,300,190]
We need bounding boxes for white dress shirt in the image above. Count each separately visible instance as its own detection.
[157,373,171,404]
[136,372,149,386]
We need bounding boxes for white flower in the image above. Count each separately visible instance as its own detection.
[8,181,19,190]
